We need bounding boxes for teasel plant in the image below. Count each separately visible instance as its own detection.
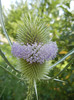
[0,0,74,100]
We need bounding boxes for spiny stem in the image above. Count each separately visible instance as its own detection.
[25,80,34,100]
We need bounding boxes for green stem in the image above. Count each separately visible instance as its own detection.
[0,0,12,47]
[25,80,34,100]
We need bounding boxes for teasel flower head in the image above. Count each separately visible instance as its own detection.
[11,14,58,81]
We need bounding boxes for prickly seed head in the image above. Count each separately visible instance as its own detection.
[11,15,58,80]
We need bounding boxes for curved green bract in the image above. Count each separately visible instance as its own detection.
[18,59,49,80]
[17,14,50,45]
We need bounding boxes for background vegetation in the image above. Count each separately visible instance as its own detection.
[0,0,74,100]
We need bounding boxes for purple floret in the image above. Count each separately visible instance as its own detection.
[11,42,58,64]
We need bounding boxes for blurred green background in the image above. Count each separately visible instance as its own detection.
[0,0,74,100]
